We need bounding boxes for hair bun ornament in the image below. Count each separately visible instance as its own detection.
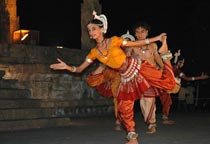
[121,30,135,41]
[92,10,108,34]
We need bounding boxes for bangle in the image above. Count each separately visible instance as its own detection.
[71,66,77,72]
[145,38,150,44]
[122,40,128,46]
[192,77,195,81]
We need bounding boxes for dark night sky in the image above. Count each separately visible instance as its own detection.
[17,0,210,74]
[17,0,195,48]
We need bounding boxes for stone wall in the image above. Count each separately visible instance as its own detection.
[0,43,114,115]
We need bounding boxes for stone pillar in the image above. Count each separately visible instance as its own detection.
[81,0,101,50]
[5,0,19,43]
[0,1,9,42]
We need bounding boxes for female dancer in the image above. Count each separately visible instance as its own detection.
[86,31,136,132]
[50,11,176,144]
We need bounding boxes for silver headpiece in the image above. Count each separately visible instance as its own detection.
[121,30,135,41]
[174,49,181,64]
[92,10,108,34]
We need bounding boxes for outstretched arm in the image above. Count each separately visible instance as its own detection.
[50,58,91,73]
[123,33,166,48]
[181,72,209,81]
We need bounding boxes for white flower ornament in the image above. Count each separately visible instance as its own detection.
[92,10,108,34]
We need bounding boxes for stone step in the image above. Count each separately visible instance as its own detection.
[0,79,19,89]
[0,103,114,121]
[0,89,31,99]
[0,99,114,120]
[0,99,42,109]
[0,107,68,120]
[0,117,72,131]
[0,99,112,109]
[0,98,114,131]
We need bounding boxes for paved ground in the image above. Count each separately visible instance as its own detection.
[0,110,210,144]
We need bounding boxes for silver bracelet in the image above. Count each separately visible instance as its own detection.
[145,38,150,44]
[71,66,77,72]
[122,40,128,46]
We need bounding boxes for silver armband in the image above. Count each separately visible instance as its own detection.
[86,57,93,63]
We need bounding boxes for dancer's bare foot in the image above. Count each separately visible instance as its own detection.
[146,126,156,134]
[146,123,157,134]
[125,138,138,144]
[158,35,168,54]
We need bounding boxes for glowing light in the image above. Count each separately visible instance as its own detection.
[56,46,63,49]
[21,33,29,41]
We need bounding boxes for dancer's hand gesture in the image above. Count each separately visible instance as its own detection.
[50,58,68,70]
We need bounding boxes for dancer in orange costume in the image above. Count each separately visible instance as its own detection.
[50,10,176,144]
[87,64,121,131]
[87,31,137,132]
